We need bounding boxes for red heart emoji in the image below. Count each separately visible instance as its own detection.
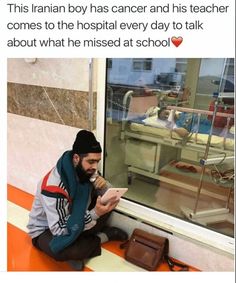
[171,36,183,47]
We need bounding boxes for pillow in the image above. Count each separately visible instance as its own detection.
[143,115,169,128]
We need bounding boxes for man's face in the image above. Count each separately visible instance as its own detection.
[74,153,101,181]
[80,153,101,176]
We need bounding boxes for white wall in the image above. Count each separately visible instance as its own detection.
[7,58,91,91]
[7,113,82,194]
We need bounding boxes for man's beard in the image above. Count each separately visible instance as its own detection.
[75,161,93,183]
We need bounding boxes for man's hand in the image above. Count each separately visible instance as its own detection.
[93,176,107,189]
[94,196,119,217]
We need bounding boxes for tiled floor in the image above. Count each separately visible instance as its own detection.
[7,184,199,272]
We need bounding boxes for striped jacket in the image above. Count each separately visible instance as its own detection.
[27,166,109,239]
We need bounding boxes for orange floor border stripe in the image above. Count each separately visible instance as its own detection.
[7,223,92,271]
[8,184,34,211]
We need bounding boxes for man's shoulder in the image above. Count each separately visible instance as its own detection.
[40,167,71,201]
[40,167,68,191]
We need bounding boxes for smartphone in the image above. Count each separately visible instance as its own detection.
[89,170,99,183]
[101,188,128,204]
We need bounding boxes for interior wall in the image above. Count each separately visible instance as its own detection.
[7,58,96,194]
[7,58,90,91]
[7,113,81,194]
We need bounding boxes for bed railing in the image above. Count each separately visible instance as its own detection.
[166,105,234,148]
[166,105,234,119]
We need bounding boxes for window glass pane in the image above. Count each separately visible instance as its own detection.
[133,61,142,71]
[105,58,234,238]
[143,60,152,71]
[133,58,152,71]
[195,58,235,110]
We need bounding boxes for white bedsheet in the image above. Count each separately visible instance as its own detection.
[143,115,177,129]
[129,122,234,151]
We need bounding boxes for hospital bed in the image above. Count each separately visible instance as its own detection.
[120,91,234,206]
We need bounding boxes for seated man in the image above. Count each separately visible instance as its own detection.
[27,130,128,271]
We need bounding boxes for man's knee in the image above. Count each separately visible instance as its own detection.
[52,235,101,261]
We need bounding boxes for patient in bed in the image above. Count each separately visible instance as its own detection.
[157,107,214,138]
[156,108,190,137]
[157,106,234,139]
[137,104,234,138]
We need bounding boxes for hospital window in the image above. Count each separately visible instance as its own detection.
[132,58,152,71]
[104,58,234,239]
[175,58,187,74]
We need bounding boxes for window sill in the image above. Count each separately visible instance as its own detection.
[117,198,234,257]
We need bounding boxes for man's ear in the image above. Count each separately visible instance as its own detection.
[72,154,80,166]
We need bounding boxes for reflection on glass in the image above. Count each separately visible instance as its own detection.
[104,58,234,238]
